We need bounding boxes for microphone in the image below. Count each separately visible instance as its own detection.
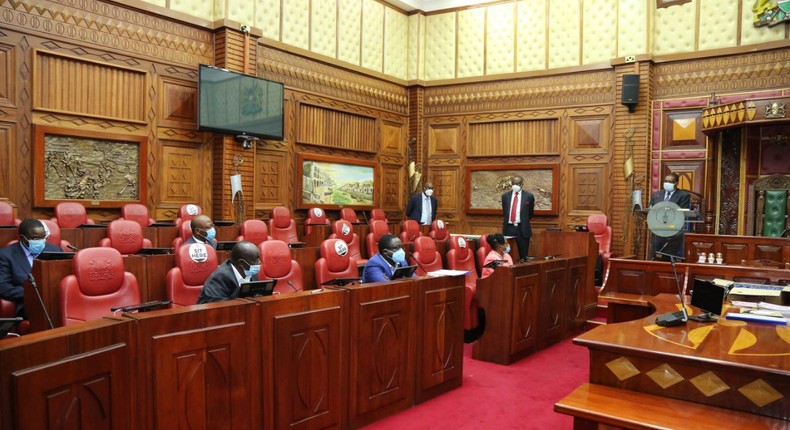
[66,244,80,251]
[362,211,369,224]
[652,241,670,261]
[654,246,688,327]
[408,251,428,275]
[409,234,418,242]
[27,273,54,329]
[287,280,299,292]
[656,251,684,261]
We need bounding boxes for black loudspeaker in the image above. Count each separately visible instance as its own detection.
[621,74,640,112]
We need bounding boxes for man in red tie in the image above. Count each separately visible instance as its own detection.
[501,175,535,261]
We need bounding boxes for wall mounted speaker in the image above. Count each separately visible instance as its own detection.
[621,74,640,113]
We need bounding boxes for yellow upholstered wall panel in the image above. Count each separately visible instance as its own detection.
[654,0,696,55]
[338,0,363,66]
[617,0,648,57]
[361,0,384,72]
[517,0,547,72]
[140,0,166,7]
[384,8,408,80]
[583,0,617,64]
[255,0,281,40]
[698,0,738,51]
[312,0,337,58]
[486,2,516,75]
[425,13,456,80]
[407,14,425,81]
[171,0,215,21]
[548,0,580,69]
[741,0,787,45]
[457,8,485,78]
[282,0,310,50]
[228,0,254,26]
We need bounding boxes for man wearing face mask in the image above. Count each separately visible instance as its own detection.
[0,219,61,317]
[197,241,261,303]
[501,175,535,261]
[649,172,691,260]
[183,214,218,249]
[362,234,412,283]
[481,233,514,278]
[406,182,438,225]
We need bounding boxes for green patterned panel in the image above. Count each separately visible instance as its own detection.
[762,190,787,237]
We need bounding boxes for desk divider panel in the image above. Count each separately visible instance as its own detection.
[538,259,569,348]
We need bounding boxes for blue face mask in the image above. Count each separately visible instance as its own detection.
[391,248,406,264]
[244,263,260,278]
[663,182,676,193]
[203,227,216,241]
[504,245,511,254]
[25,238,46,255]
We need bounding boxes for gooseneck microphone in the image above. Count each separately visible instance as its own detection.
[66,244,80,251]
[287,280,299,292]
[27,273,54,329]
[361,211,369,224]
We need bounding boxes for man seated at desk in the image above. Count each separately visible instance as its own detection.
[0,219,62,317]
[362,234,412,283]
[184,214,218,249]
[481,233,514,278]
[197,241,260,304]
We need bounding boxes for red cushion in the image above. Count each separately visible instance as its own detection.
[399,220,422,243]
[102,220,147,255]
[411,237,443,275]
[269,207,298,243]
[259,240,303,293]
[330,220,366,264]
[239,219,269,245]
[54,202,93,228]
[40,219,72,251]
[366,220,389,257]
[315,239,357,286]
[429,220,449,241]
[166,243,218,306]
[120,203,154,228]
[0,202,17,226]
[447,236,477,286]
[340,208,359,224]
[370,209,387,223]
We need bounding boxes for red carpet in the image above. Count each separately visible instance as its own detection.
[364,337,589,430]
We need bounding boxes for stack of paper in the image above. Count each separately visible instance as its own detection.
[427,269,470,277]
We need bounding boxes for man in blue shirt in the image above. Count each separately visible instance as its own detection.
[362,234,410,283]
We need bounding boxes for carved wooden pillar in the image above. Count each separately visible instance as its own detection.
[703,133,718,234]
[407,85,425,198]
[718,128,742,235]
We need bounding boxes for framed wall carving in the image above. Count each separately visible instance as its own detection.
[33,125,148,208]
[465,164,559,216]
[297,153,377,210]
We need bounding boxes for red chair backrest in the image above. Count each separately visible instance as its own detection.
[366,220,390,257]
[120,203,154,228]
[370,209,387,224]
[268,206,299,243]
[41,219,71,251]
[305,207,330,236]
[53,202,93,228]
[0,201,18,226]
[587,214,611,255]
[175,204,202,227]
[476,234,492,276]
[171,222,193,249]
[259,240,303,293]
[238,219,269,246]
[99,219,151,255]
[330,220,365,263]
[447,235,477,286]
[59,247,140,326]
[0,298,16,318]
[340,208,359,224]
[429,220,449,241]
[315,239,357,287]
[167,243,218,307]
[399,220,422,243]
[411,236,443,275]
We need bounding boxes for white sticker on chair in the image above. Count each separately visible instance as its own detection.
[313,208,323,217]
[186,204,199,216]
[458,237,467,248]
[189,244,208,262]
[334,240,348,256]
[437,220,445,229]
[341,223,351,235]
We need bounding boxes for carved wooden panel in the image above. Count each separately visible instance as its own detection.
[614,269,647,295]
[33,51,146,123]
[511,271,539,355]
[429,168,460,215]
[567,259,588,330]
[256,150,288,206]
[297,103,377,152]
[159,78,197,129]
[661,160,705,195]
[0,43,13,107]
[539,263,566,344]
[568,164,605,213]
[160,143,200,204]
[719,130,742,235]
[428,124,460,157]
[0,123,12,200]
[652,271,680,295]
[418,287,464,395]
[720,243,748,263]
[663,109,703,149]
[468,119,557,156]
[381,164,403,210]
[570,116,608,153]
[754,245,783,262]
[381,121,404,155]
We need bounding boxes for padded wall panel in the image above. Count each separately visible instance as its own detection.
[385,8,409,80]
[583,0,617,64]
[255,0,281,40]
[654,0,696,55]
[171,0,214,21]
[457,8,485,78]
[698,0,737,51]
[617,0,648,57]
[228,0,254,26]
[425,13,456,80]
[361,0,384,72]
[141,0,166,7]
[517,0,547,72]
[338,0,363,66]
[282,0,310,50]
[407,14,424,81]
[486,2,516,75]
[548,0,581,69]
[740,0,786,45]
[312,0,337,58]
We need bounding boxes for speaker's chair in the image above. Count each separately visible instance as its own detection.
[120,203,155,228]
[268,206,299,243]
[98,220,152,255]
[236,219,269,246]
[259,240,303,293]
[754,174,790,237]
[410,236,443,276]
[51,202,95,228]
[166,243,218,307]
[315,239,358,287]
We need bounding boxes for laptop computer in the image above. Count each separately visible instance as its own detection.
[238,279,278,298]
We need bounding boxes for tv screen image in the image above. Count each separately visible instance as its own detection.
[198,65,284,140]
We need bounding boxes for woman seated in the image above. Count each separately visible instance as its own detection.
[481,233,514,278]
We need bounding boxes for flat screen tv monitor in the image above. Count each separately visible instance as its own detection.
[198,65,284,140]
[689,279,726,322]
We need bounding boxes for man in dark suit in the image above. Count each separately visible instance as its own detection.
[0,219,62,317]
[362,234,412,283]
[183,214,218,249]
[197,241,260,303]
[405,182,437,225]
[649,172,691,260]
[501,175,535,261]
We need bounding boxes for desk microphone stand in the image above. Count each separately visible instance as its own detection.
[654,251,688,327]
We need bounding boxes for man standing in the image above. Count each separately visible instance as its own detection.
[502,175,535,261]
[0,219,62,317]
[649,172,691,260]
[183,214,218,249]
[406,182,437,225]
[197,241,260,303]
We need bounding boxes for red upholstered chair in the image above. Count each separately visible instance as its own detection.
[98,220,152,255]
[51,202,95,228]
[41,219,73,251]
[0,299,28,336]
[475,234,492,277]
[429,219,449,241]
[399,219,422,244]
[587,214,612,267]
[120,203,155,228]
[171,222,193,249]
[59,247,140,326]
[446,235,479,330]
[236,219,269,246]
[366,220,390,258]
[259,240,303,294]
[315,239,358,287]
[175,204,202,227]
[166,243,218,307]
[369,209,388,227]
[305,207,330,236]
[0,201,20,226]
[268,206,299,243]
[410,236,443,276]
[340,208,360,224]
[329,220,367,265]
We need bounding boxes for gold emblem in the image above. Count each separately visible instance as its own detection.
[763,102,786,119]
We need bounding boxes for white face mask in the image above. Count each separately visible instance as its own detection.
[424,189,433,197]
[663,182,676,193]
[512,184,521,193]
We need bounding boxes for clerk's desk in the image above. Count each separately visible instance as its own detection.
[574,294,790,422]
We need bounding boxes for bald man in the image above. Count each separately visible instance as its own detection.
[183,214,218,249]
[406,182,438,225]
[197,241,261,303]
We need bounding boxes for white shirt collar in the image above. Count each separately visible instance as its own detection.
[230,262,250,286]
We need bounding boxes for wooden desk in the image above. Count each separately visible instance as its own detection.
[153,225,178,249]
[303,224,331,247]
[216,224,238,242]
[685,233,790,264]
[58,227,82,249]
[541,230,597,321]
[575,294,790,421]
[80,225,108,248]
[352,224,369,257]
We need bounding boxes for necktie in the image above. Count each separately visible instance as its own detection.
[664,192,670,202]
[510,192,519,223]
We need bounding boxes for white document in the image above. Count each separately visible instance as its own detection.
[230,174,243,203]
[427,270,470,277]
